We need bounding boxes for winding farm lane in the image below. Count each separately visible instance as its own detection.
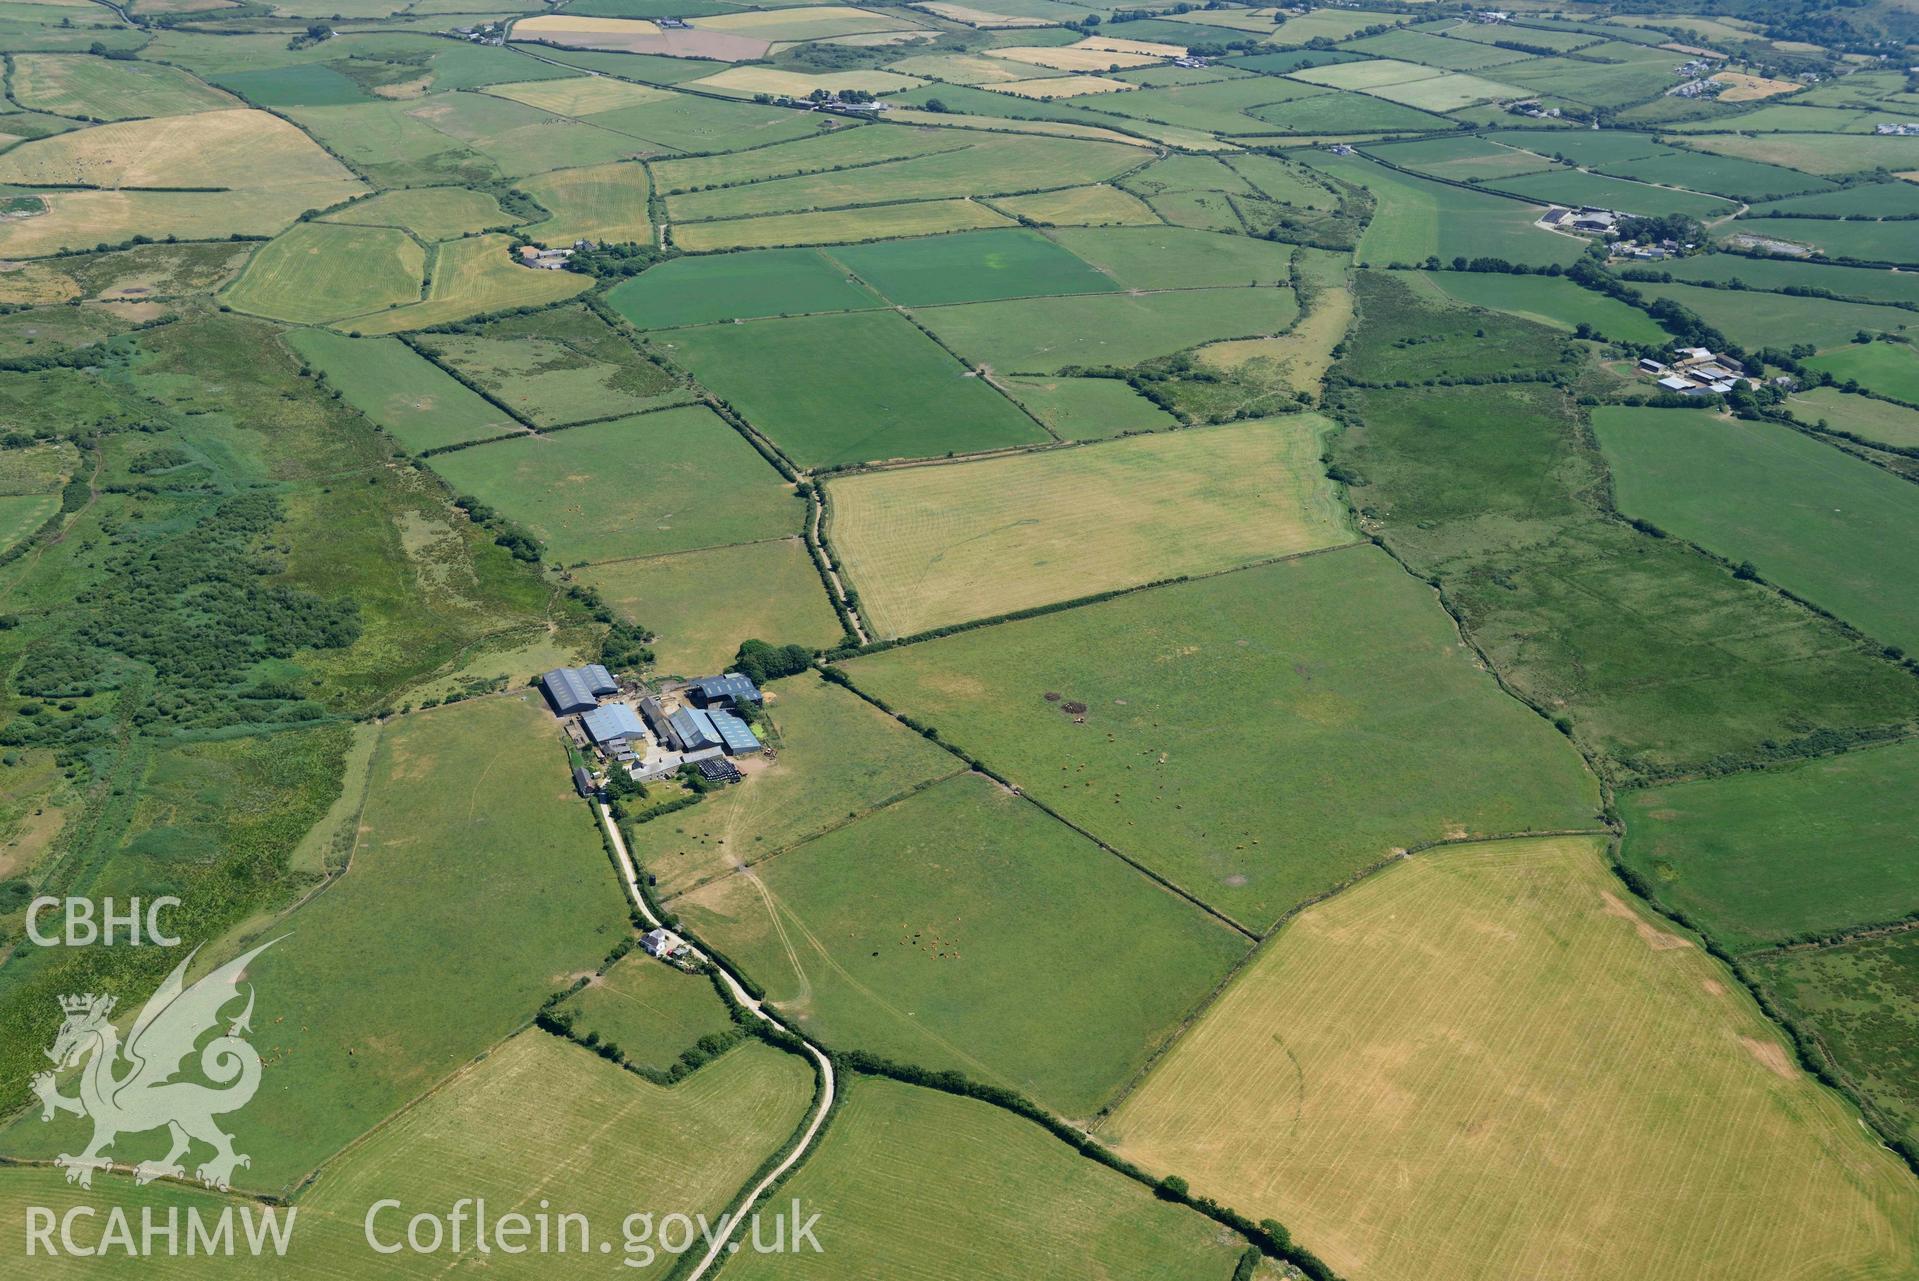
[595,802,836,1281]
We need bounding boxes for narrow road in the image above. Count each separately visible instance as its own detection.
[595,802,836,1281]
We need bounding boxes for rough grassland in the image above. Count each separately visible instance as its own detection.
[554,954,738,1072]
[349,234,590,335]
[638,671,961,898]
[1593,407,1919,654]
[675,773,1249,1117]
[607,247,881,328]
[723,1078,1244,1281]
[224,222,425,324]
[285,328,521,452]
[670,199,1016,252]
[521,160,652,245]
[915,286,1298,374]
[1754,933,1919,1153]
[1100,836,1919,1281]
[826,417,1352,637]
[1620,739,1919,950]
[2,695,632,1194]
[577,538,845,678]
[651,310,1046,468]
[425,406,800,564]
[844,547,1599,930]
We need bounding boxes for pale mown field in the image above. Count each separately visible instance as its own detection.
[0,1034,814,1277]
[1100,836,1919,1281]
[826,417,1351,637]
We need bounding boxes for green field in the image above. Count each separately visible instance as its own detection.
[915,285,1298,374]
[578,538,845,678]
[637,670,962,898]
[1304,151,1582,269]
[1492,167,1737,220]
[1754,933,1919,1152]
[1808,341,1919,404]
[426,406,800,564]
[2,695,631,1193]
[671,198,1020,252]
[224,222,425,324]
[554,954,737,1072]
[998,373,1179,438]
[285,328,522,452]
[212,62,372,108]
[827,418,1351,637]
[607,247,882,328]
[1101,836,1919,1281]
[649,124,970,193]
[651,310,1047,468]
[1417,270,1670,344]
[1047,225,1296,289]
[666,133,1142,222]
[322,185,509,240]
[1620,739,1919,950]
[831,228,1117,306]
[723,1077,1245,1280]
[1682,131,1919,177]
[1787,386,1919,449]
[1648,254,1919,309]
[0,493,54,554]
[676,772,1249,1116]
[1593,407,1919,654]
[1749,182,1919,218]
[844,546,1598,929]
[1627,284,1918,351]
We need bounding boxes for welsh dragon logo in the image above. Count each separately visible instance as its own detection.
[31,939,279,1192]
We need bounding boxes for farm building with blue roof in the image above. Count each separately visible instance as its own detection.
[540,664,618,715]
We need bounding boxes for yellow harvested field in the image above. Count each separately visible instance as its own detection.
[521,161,651,245]
[0,107,355,190]
[913,1,1052,26]
[913,0,1051,24]
[482,75,672,115]
[514,13,659,35]
[886,52,1031,84]
[1100,835,1919,1281]
[987,75,1138,99]
[689,5,903,35]
[0,184,359,256]
[825,417,1350,637]
[346,234,589,334]
[512,13,770,59]
[1710,71,1800,101]
[991,184,1158,225]
[1077,35,1186,56]
[989,44,1163,71]
[1899,171,1919,185]
[689,66,926,98]
[671,198,1013,251]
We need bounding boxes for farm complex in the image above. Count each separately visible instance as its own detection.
[0,0,1915,1279]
